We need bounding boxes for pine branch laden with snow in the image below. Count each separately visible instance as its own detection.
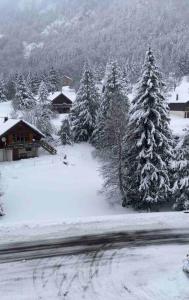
[70,63,100,143]
[172,133,189,211]
[122,48,173,210]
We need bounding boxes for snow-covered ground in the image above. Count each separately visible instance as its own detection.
[0,243,188,300]
[170,113,189,136]
[0,143,127,226]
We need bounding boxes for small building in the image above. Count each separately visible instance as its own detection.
[168,76,189,118]
[63,76,73,87]
[49,87,76,114]
[0,118,45,161]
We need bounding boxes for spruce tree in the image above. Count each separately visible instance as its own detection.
[31,73,41,95]
[36,106,53,137]
[93,61,130,201]
[59,118,72,145]
[13,75,36,111]
[172,133,189,211]
[70,63,99,143]
[38,81,49,105]
[48,67,59,93]
[92,61,129,149]
[122,48,173,210]
[0,79,7,102]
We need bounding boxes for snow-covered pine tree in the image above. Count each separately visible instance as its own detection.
[38,81,49,105]
[95,61,130,201]
[92,60,129,150]
[70,63,99,143]
[48,67,59,93]
[30,73,41,95]
[36,105,53,137]
[122,48,173,210]
[13,75,36,111]
[172,133,189,211]
[59,118,72,145]
[0,78,7,102]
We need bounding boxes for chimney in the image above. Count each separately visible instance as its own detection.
[4,117,8,122]
[176,94,179,101]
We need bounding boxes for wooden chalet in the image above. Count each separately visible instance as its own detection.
[49,87,76,114]
[169,101,189,118]
[168,77,189,118]
[51,92,73,114]
[0,118,56,162]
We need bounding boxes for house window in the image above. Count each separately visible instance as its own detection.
[13,134,28,143]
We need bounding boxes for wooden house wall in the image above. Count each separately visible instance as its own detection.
[0,121,43,149]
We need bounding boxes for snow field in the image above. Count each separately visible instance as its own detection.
[0,143,126,225]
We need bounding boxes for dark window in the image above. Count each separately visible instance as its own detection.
[13,134,29,143]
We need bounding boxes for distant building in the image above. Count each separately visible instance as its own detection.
[168,76,189,118]
[49,86,76,114]
[63,76,73,87]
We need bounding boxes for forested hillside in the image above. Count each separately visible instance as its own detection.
[0,0,189,83]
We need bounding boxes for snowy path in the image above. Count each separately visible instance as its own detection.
[0,244,188,300]
[0,144,126,225]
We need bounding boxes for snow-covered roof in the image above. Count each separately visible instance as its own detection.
[48,86,76,102]
[168,76,189,103]
[0,119,45,137]
[62,86,76,102]
[48,91,62,102]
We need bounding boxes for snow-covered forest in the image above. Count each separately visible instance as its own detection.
[0,0,189,90]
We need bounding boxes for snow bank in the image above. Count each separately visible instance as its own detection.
[0,211,188,246]
[170,113,189,136]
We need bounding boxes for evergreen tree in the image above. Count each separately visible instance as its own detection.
[31,73,41,95]
[70,63,99,143]
[59,118,72,145]
[36,105,53,137]
[93,61,130,201]
[13,75,36,111]
[172,133,189,211]
[0,79,7,102]
[92,61,129,149]
[48,67,59,93]
[38,81,49,105]
[122,48,173,210]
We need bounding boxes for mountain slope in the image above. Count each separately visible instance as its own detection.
[0,0,189,82]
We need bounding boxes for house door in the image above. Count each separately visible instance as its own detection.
[185,112,189,118]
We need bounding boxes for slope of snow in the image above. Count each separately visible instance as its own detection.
[41,17,65,36]
[0,101,13,118]
[0,144,127,225]
[23,41,44,59]
[170,113,189,136]
[168,76,189,103]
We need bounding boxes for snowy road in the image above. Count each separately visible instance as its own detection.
[0,243,189,300]
[0,229,189,299]
[0,228,189,263]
